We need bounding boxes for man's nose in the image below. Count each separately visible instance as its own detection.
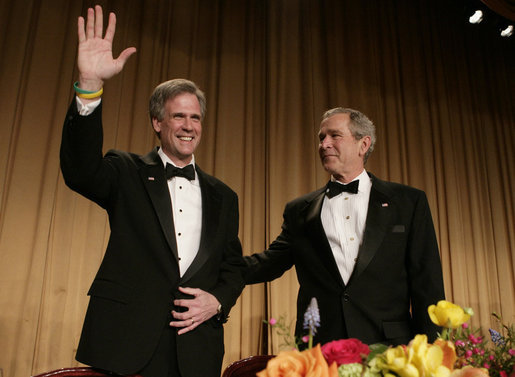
[182,117,193,130]
[320,138,331,149]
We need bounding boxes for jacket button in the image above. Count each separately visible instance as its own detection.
[343,293,350,302]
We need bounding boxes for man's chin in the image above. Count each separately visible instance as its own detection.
[321,162,336,174]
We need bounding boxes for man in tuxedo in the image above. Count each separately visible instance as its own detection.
[60,6,244,377]
[245,107,445,346]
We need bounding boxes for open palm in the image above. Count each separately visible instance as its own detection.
[77,6,136,89]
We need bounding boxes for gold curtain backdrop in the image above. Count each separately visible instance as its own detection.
[0,0,514,376]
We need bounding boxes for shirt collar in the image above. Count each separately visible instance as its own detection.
[331,169,371,193]
[157,147,196,169]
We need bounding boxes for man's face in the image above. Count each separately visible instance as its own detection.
[318,113,369,181]
[152,93,202,166]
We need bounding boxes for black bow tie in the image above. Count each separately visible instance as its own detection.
[165,163,195,181]
[325,180,359,198]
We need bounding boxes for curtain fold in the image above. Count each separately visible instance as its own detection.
[0,0,513,376]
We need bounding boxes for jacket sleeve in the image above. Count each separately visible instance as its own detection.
[244,203,295,284]
[209,192,246,321]
[406,191,445,341]
[60,99,117,208]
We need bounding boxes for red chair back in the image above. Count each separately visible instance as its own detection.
[222,355,274,377]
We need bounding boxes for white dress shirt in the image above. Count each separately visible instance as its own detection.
[158,149,202,277]
[77,96,101,115]
[77,97,202,277]
[321,169,372,284]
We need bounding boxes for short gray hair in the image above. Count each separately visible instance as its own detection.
[149,79,206,123]
[322,107,376,163]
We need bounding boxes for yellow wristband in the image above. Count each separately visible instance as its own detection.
[74,81,103,99]
[76,87,103,99]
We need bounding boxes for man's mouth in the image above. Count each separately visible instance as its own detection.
[179,136,193,141]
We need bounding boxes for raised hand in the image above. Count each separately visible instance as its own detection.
[77,5,136,92]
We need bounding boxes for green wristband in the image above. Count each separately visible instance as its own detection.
[73,81,101,95]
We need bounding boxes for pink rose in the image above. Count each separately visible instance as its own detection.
[269,318,277,326]
[321,338,370,365]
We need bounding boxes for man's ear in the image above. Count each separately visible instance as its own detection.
[151,117,161,133]
[359,135,372,157]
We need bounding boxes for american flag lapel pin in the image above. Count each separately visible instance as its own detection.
[148,177,155,181]
[381,202,389,207]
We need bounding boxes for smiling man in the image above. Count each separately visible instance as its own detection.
[60,6,245,377]
[244,107,445,347]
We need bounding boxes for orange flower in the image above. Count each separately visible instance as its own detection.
[450,366,489,377]
[257,344,338,377]
[433,339,457,370]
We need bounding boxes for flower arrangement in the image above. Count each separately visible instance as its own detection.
[257,299,514,377]
[428,301,514,377]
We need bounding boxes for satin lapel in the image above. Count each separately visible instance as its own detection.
[349,182,392,282]
[180,168,222,283]
[138,149,179,262]
[304,187,346,287]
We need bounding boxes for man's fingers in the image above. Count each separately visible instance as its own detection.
[116,47,137,66]
[94,5,103,38]
[178,286,198,295]
[104,12,116,42]
[77,16,86,43]
[85,7,95,39]
[173,299,191,310]
[170,319,197,335]
[177,325,194,335]
[171,310,189,321]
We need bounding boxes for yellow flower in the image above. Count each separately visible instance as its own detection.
[257,344,338,377]
[409,335,453,377]
[378,344,419,377]
[428,301,472,329]
[376,335,455,377]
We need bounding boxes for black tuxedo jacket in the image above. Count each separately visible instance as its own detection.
[61,100,245,376]
[245,173,445,346]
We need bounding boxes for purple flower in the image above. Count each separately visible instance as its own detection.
[303,297,320,335]
[465,350,473,358]
[489,328,505,346]
[455,340,465,347]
